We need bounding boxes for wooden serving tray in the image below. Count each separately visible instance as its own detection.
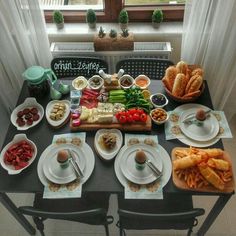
[171,147,235,193]
[70,116,152,132]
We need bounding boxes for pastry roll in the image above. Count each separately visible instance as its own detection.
[172,73,188,97]
[165,66,177,91]
[198,163,225,190]
[207,158,230,171]
[176,61,188,75]
[173,154,202,170]
[185,75,203,94]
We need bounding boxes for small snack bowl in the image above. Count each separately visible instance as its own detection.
[119,74,134,89]
[0,134,37,175]
[88,75,104,90]
[150,108,169,125]
[72,76,87,91]
[150,93,169,108]
[134,75,151,89]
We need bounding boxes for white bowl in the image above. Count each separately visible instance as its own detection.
[119,74,134,89]
[0,134,37,175]
[150,108,169,125]
[94,129,123,161]
[88,75,104,90]
[134,75,151,89]
[10,97,44,130]
[150,93,169,108]
[72,76,88,91]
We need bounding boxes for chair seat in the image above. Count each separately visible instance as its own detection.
[118,193,201,230]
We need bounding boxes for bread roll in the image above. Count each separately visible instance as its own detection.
[172,73,188,97]
[165,66,177,91]
[176,61,188,75]
[162,76,172,91]
[185,75,203,94]
[182,90,201,98]
[191,68,204,77]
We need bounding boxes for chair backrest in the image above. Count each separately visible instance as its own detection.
[117,194,205,235]
[51,57,109,79]
[116,58,174,80]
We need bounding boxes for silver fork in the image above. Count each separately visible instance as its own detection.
[145,159,162,179]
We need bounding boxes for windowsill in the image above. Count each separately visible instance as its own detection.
[47,22,183,41]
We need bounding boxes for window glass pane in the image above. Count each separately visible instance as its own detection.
[39,0,104,10]
[125,0,185,5]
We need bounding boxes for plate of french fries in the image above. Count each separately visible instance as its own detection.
[172,147,235,193]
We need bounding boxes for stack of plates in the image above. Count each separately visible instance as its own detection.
[175,104,219,147]
[37,143,95,186]
[114,143,172,187]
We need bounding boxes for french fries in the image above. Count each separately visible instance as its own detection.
[173,147,233,190]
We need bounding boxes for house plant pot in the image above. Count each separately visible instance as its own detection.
[119,9,129,30]
[86,9,96,29]
[53,10,64,30]
[152,9,163,28]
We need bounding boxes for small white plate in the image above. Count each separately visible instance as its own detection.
[179,108,219,141]
[10,97,44,130]
[37,143,95,186]
[42,144,86,184]
[45,100,70,128]
[0,134,37,175]
[120,144,163,185]
[94,129,123,161]
[115,144,172,187]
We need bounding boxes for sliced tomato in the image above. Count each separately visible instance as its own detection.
[140,113,147,122]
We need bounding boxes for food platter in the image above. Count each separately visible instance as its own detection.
[45,100,70,128]
[115,144,172,188]
[119,144,163,184]
[10,97,44,130]
[174,104,220,147]
[172,147,235,193]
[94,129,123,161]
[37,143,95,186]
[179,108,219,141]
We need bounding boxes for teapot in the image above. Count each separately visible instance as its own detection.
[22,66,57,98]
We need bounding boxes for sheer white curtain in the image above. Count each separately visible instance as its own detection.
[0,0,52,113]
[181,0,236,120]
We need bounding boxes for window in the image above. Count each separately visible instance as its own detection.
[40,0,185,23]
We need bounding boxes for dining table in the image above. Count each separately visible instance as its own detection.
[0,79,234,236]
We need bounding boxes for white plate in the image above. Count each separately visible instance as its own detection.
[10,97,44,130]
[42,144,86,184]
[179,108,219,141]
[37,143,95,186]
[94,129,123,161]
[0,134,37,175]
[45,100,70,128]
[115,144,172,187]
[173,104,220,147]
[120,144,163,185]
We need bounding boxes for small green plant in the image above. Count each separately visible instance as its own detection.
[119,9,129,24]
[98,26,106,38]
[109,29,117,38]
[86,9,96,24]
[152,9,163,23]
[121,28,129,38]
[53,10,64,24]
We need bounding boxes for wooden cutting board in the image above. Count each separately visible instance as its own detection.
[70,116,152,132]
[172,147,235,193]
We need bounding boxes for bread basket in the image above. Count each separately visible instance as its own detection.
[162,64,205,103]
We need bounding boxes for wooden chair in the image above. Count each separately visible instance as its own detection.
[116,58,174,80]
[51,57,109,79]
[19,193,113,236]
[117,193,205,236]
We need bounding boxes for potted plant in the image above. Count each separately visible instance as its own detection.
[86,9,97,29]
[98,26,106,38]
[53,10,64,30]
[119,9,129,30]
[152,9,163,28]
